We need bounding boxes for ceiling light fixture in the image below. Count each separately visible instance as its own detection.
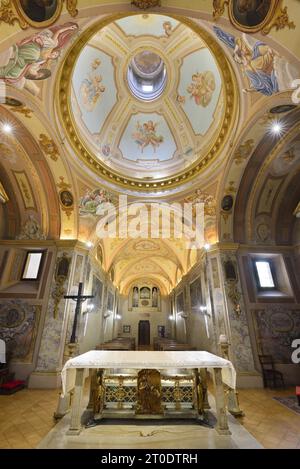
[269,120,285,136]
[2,123,13,134]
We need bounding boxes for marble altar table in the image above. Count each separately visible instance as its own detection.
[61,350,236,436]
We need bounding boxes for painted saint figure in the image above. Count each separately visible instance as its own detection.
[132,287,139,308]
[0,22,78,95]
[213,26,278,95]
[152,287,158,307]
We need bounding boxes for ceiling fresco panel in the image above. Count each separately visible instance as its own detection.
[177,48,223,135]
[119,113,177,163]
[114,14,179,38]
[71,45,117,135]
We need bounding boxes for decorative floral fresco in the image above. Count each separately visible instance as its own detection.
[132,120,164,153]
[114,14,179,38]
[0,300,41,363]
[213,26,299,96]
[35,249,74,372]
[0,22,78,95]
[79,188,113,217]
[80,58,105,112]
[221,252,255,372]
[253,308,300,363]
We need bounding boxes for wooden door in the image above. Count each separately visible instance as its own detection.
[138,320,150,346]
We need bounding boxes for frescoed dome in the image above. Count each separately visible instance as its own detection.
[59,13,236,190]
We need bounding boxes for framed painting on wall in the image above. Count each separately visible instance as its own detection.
[176,292,184,313]
[92,275,103,310]
[190,278,202,308]
[107,291,114,312]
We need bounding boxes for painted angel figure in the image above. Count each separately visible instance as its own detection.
[0,22,78,95]
[187,71,216,107]
[132,120,163,153]
[213,26,278,96]
[80,74,105,112]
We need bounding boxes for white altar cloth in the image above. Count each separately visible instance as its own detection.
[61,350,236,395]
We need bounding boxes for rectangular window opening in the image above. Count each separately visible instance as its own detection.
[22,252,43,280]
[255,261,275,288]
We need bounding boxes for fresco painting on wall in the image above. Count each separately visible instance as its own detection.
[0,22,78,95]
[213,26,290,96]
[0,301,41,362]
[79,188,113,216]
[13,171,36,210]
[253,309,300,363]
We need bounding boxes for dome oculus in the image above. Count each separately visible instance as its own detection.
[127,50,167,101]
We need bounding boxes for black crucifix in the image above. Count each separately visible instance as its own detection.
[64,282,94,343]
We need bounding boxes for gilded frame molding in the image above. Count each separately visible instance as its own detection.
[0,0,77,29]
[213,0,295,35]
[57,12,238,192]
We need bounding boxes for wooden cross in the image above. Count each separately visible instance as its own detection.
[64,282,94,343]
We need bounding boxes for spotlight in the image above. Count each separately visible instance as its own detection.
[87,304,94,312]
[116,314,121,320]
[204,243,210,251]
[272,122,282,134]
[269,120,285,137]
[168,315,173,320]
[2,123,12,134]
[199,306,207,313]
[86,241,93,248]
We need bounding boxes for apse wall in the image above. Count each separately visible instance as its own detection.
[118,294,169,347]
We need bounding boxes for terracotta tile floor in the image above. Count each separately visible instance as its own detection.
[236,387,300,449]
[0,388,59,449]
[0,386,299,448]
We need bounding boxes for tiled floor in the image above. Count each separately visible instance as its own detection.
[0,386,299,448]
[0,388,59,449]
[237,387,300,449]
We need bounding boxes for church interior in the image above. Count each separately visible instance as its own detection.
[0,0,300,451]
